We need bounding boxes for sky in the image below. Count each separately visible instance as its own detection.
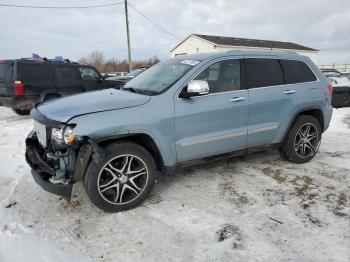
[0,0,349,65]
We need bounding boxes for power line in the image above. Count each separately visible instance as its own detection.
[127,2,180,41]
[127,2,200,50]
[0,2,124,9]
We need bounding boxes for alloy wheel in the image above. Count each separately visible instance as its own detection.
[294,123,320,158]
[97,155,148,205]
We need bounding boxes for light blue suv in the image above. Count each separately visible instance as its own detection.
[25,51,333,212]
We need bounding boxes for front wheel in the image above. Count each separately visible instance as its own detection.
[279,115,322,163]
[84,142,158,212]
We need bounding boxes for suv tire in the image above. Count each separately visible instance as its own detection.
[84,142,158,212]
[279,115,322,163]
[12,108,30,116]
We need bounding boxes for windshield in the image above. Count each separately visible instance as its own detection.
[124,59,199,95]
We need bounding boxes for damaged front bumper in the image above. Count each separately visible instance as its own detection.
[25,131,74,200]
[25,130,99,201]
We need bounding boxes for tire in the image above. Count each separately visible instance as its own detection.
[12,108,30,115]
[84,142,158,212]
[279,115,322,164]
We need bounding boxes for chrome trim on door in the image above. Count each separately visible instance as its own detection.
[181,131,246,147]
[229,97,245,102]
[248,124,279,135]
[284,90,296,95]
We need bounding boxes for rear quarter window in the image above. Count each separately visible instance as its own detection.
[280,60,317,84]
[18,63,52,81]
[245,58,284,89]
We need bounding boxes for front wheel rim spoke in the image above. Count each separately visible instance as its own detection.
[126,167,146,175]
[120,184,138,203]
[303,124,311,136]
[301,144,306,156]
[129,172,146,191]
[100,182,119,193]
[305,142,315,152]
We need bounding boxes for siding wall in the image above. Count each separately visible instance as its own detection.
[171,35,319,63]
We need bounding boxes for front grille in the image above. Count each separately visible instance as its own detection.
[34,121,47,148]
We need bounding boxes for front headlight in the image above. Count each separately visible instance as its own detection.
[51,126,77,144]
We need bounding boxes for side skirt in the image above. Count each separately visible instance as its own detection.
[164,143,282,175]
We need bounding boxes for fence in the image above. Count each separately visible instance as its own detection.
[318,64,350,73]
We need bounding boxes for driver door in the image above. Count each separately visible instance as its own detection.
[78,66,105,92]
[174,59,249,162]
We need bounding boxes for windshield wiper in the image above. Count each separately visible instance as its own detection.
[123,86,140,93]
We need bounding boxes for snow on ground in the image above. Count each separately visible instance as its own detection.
[0,106,349,262]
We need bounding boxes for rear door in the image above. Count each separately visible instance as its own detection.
[54,65,83,96]
[245,58,300,148]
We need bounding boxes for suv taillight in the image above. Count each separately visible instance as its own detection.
[327,84,333,97]
[14,81,25,96]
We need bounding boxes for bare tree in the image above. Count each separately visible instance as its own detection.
[78,51,160,73]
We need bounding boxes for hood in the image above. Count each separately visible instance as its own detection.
[36,89,151,123]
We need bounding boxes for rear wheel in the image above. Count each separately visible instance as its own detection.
[12,108,30,115]
[279,115,322,163]
[84,142,158,212]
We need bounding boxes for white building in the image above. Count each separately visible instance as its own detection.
[170,34,319,62]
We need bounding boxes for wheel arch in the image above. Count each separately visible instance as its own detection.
[97,133,165,172]
[38,90,63,102]
[282,107,325,142]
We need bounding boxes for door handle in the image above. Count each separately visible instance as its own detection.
[284,90,296,95]
[229,97,245,102]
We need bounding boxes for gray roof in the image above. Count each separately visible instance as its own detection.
[191,34,318,52]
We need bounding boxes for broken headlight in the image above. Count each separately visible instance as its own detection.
[51,126,77,145]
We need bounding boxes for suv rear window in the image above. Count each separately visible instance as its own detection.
[55,66,79,81]
[280,60,317,84]
[18,63,51,81]
[245,58,284,89]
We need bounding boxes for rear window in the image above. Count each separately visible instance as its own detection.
[18,63,51,81]
[245,58,284,89]
[55,66,79,81]
[280,60,317,84]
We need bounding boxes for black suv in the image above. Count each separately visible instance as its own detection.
[0,58,124,115]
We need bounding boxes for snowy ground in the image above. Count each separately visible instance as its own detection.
[0,106,349,262]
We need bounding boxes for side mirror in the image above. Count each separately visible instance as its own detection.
[180,80,209,98]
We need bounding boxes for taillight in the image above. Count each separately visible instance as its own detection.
[14,81,25,96]
[327,84,333,97]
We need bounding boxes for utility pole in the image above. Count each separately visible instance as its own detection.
[124,0,132,72]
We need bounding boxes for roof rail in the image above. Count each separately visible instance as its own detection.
[19,57,78,64]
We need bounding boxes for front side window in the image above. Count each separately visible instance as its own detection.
[245,58,284,89]
[79,67,101,81]
[280,60,317,84]
[194,59,241,93]
[124,59,198,95]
